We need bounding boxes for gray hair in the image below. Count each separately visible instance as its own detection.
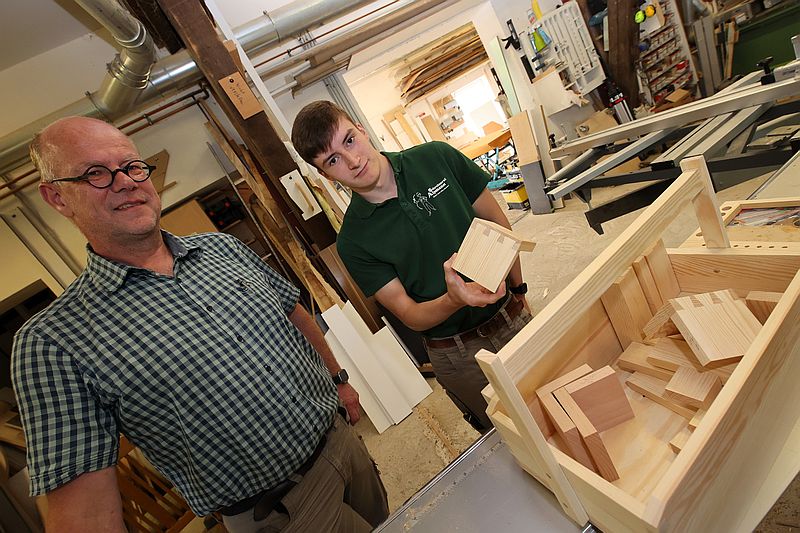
[30,130,58,183]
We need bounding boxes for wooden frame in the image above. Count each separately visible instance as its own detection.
[477,156,800,531]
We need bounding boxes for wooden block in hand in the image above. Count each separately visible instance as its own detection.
[452,218,535,292]
[554,387,618,481]
[745,290,782,324]
[664,366,722,409]
[563,366,634,432]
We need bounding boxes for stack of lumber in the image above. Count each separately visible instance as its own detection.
[617,288,782,453]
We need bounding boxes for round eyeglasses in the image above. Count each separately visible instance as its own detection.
[50,160,155,189]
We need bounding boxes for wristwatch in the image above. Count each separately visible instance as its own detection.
[332,368,349,385]
[509,282,528,295]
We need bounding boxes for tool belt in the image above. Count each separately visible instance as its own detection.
[219,432,327,519]
[424,295,525,349]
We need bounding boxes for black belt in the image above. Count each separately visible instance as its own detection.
[424,295,524,349]
[220,433,328,518]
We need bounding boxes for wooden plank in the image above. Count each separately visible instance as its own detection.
[606,0,641,108]
[669,427,692,454]
[645,239,681,301]
[322,305,411,424]
[625,372,697,420]
[688,408,707,431]
[633,256,662,314]
[664,366,722,409]
[600,267,652,348]
[476,350,589,525]
[616,341,675,381]
[563,366,635,432]
[672,299,761,367]
[669,248,800,295]
[745,290,783,324]
[680,158,730,249]
[647,337,736,383]
[159,0,335,251]
[421,115,446,142]
[508,110,540,166]
[554,387,619,481]
[536,364,597,470]
[539,392,597,472]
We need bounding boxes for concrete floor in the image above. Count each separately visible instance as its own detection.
[356,173,800,530]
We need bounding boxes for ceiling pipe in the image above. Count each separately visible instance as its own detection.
[0,0,460,174]
[257,0,454,81]
[75,0,157,115]
[0,0,376,174]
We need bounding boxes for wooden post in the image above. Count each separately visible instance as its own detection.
[156,0,336,251]
[607,0,640,108]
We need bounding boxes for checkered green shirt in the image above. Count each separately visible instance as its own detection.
[12,232,338,515]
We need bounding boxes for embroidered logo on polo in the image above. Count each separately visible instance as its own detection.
[412,178,449,216]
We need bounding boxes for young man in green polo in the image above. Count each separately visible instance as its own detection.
[292,101,531,430]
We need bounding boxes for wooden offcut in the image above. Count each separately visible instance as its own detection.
[616,342,675,382]
[633,256,663,314]
[669,427,692,454]
[563,366,635,432]
[647,337,736,384]
[601,267,652,348]
[625,372,697,420]
[453,218,536,292]
[554,387,619,481]
[664,366,722,409]
[745,290,783,324]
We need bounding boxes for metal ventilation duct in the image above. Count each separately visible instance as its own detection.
[0,0,374,174]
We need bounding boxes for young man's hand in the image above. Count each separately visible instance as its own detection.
[337,383,361,424]
[443,253,507,308]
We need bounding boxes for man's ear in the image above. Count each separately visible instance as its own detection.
[356,123,367,136]
[39,182,74,218]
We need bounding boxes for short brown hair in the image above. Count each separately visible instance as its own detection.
[291,101,354,167]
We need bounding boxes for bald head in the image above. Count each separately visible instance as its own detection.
[30,117,132,183]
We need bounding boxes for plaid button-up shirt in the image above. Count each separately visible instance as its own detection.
[12,232,338,515]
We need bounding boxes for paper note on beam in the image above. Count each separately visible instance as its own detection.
[280,169,322,220]
[218,72,262,119]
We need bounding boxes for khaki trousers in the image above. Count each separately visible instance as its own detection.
[223,415,389,533]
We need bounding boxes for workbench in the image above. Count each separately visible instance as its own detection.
[376,430,591,532]
[375,154,800,532]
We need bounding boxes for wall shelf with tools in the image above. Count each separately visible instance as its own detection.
[638,0,698,106]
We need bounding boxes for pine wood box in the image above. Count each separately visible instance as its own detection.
[478,157,800,532]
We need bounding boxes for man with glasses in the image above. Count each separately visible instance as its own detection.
[12,116,388,532]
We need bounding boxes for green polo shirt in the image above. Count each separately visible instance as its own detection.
[336,141,505,337]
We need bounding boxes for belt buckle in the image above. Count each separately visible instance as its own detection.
[476,322,492,338]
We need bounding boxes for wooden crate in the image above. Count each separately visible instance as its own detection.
[478,156,800,532]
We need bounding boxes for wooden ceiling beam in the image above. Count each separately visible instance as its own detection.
[155,0,336,251]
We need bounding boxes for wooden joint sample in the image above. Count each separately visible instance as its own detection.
[647,337,736,383]
[601,267,652,348]
[745,290,783,324]
[563,366,635,432]
[664,366,722,409]
[625,372,697,420]
[453,218,536,292]
[671,298,761,367]
[644,239,680,301]
[553,387,619,481]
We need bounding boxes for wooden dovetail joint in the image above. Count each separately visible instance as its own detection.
[453,218,535,292]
